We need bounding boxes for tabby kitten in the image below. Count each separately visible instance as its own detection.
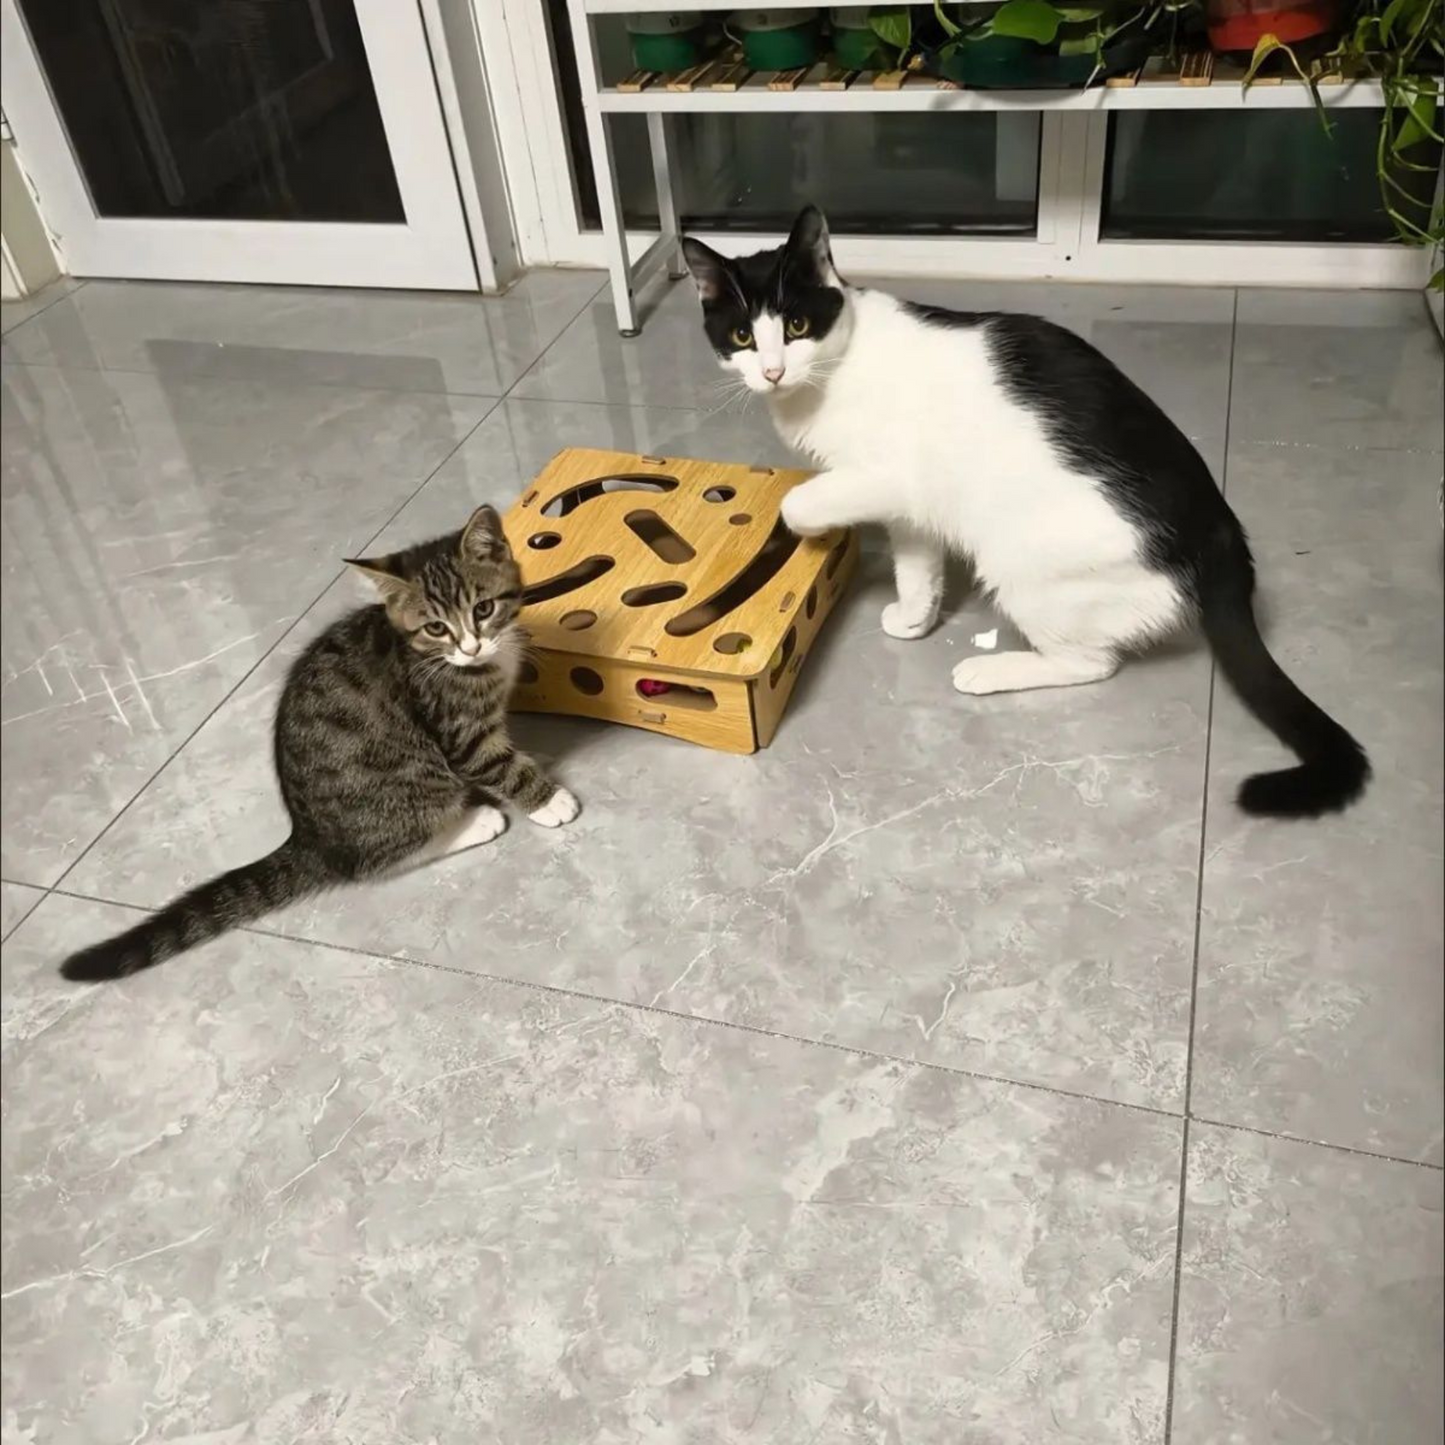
[61,506,578,982]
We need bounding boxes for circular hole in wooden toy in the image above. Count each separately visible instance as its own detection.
[728,512,751,526]
[528,532,562,550]
[560,610,596,631]
[703,486,736,503]
[713,632,752,655]
[805,586,818,619]
[570,666,604,696]
[518,660,539,684]
[622,582,687,607]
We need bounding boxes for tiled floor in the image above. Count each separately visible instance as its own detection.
[2,271,1440,1443]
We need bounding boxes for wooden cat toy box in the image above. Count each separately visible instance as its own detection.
[501,448,858,754]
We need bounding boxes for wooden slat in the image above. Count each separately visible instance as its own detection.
[1139,55,1184,84]
[872,68,908,90]
[1105,67,1142,88]
[666,60,715,92]
[616,69,657,94]
[819,65,860,90]
[767,66,810,91]
[708,60,751,91]
[1179,51,1214,86]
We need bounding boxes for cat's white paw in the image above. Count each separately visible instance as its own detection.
[952,656,1019,695]
[449,805,508,852]
[780,489,830,538]
[529,787,579,828]
[881,602,936,640]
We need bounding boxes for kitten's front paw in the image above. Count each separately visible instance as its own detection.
[881,602,936,640]
[780,488,829,538]
[528,787,580,828]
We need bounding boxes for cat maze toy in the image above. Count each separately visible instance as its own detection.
[501,447,859,753]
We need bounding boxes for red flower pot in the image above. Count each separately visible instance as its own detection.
[1205,0,1337,51]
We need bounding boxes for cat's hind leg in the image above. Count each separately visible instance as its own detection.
[882,523,945,640]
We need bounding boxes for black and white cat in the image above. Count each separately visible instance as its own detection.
[683,206,1368,818]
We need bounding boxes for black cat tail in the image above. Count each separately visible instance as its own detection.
[60,839,332,982]
[1199,558,1370,819]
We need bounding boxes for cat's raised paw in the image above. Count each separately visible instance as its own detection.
[780,489,829,538]
[881,602,935,640]
[529,787,580,828]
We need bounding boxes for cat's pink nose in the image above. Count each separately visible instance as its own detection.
[762,365,785,385]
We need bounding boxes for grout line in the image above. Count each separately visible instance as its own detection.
[44,400,502,898]
[1188,1115,1444,1172]
[0,354,508,406]
[0,277,89,338]
[36,881,1187,1125]
[491,279,609,406]
[29,880,1444,1178]
[1164,286,1237,1445]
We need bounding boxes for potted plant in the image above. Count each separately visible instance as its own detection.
[1204,0,1336,52]
[730,8,825,68]
[625,11,711,72]
[928,0,1157,87]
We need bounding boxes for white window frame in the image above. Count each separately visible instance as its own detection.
[1,0,483,290]
[483,0,1429,302]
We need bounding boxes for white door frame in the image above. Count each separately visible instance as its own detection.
[1,0,481,290]
[482,0,1425,292]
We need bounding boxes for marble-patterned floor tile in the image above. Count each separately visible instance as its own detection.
[1193,443,1444,1162]
[1,364,492,886]
[517,272,1233,442]
[0,277,84,336]
[1,881,44,940]
[1231,287,1445,452]
[0,270,603,397]
[4,893,1181,1445]
[68,401,1216,1111]
[1172,1123,1444,1444]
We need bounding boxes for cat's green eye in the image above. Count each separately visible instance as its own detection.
[786,316,811,339]
[473,599,496,624]
[422,621,451,638]
[729,327,753,349]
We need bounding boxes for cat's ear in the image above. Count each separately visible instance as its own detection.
[682,237,729,303]
[786,205,840,287]
[345,553,411,600]
[459,504,508,563]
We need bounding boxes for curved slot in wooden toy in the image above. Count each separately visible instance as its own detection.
[528,531,562,550]
[625,510,695,564]
[769,627,797,687]
[541,474,678,518]
[713,632,752,655]
[623,582,688,607]
[664,521,800,637]
[523,555,615,605]
[805,585,818,619]
[635,681,717,711]
[560,610,596,631]
[825,536,848,580]
[570,666,604,696]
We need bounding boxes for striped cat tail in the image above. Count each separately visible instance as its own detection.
[59,839,331,982]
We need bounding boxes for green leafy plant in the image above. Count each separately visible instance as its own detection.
[867,3,915,63]
[1331,0,1444,278]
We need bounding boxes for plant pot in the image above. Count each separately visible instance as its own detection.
[627,12,707,72]
[1204,0,1337,52]
[732,9,822,69]
[831,8,884,68]
[930,31,1148,87]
